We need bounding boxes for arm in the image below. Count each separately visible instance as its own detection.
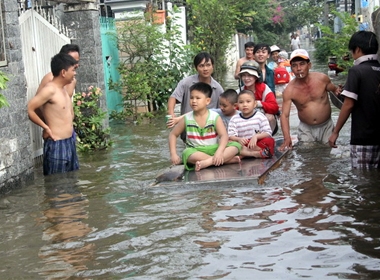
[279,88,292,150]
[169,117,185,165]
[228,118,249,146]
[259,87,279,114]
[247,116,272,149]
[328,97,354,148]
[234,59,242,80]
[167,96,178,116]
[35,73,54,122]
[28,85,56,140]
[326,78,342,96]
[213,117,228,166]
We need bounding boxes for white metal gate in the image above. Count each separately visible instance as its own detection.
[18,6,71,162]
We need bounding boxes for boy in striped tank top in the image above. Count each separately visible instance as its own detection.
[169,82,242,171]
[228,90,275,158]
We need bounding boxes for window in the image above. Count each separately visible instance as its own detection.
[0,2,6,66]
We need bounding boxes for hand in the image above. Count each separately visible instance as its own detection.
[238,137,249,146]
[328,132,338,148]
[279,140,292,151]
[212,151,224,166]
[167,115,180,129]
[247,136,257,149]
[334,85,343,95]
[42,127,56,141]
[170,154,182,165]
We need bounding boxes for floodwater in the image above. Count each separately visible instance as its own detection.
[2,42,380,279]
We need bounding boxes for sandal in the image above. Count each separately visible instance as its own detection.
[260,147,272,159]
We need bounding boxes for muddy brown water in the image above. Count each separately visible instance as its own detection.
[1,43,380,279]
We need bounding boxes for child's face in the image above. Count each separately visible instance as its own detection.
[237,93,256,117]
[219,97,236,117]
[190,90,210,111]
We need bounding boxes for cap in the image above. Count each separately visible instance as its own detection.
[270,45,281,53]
[278,50,289,60]
[238,68,260,79]
[290,49,310,62]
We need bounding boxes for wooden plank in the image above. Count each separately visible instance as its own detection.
[154,138,290,187]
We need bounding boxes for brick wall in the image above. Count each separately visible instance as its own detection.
[0,0,34,194]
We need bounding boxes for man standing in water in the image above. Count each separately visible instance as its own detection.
[167,52,223,118]
[28,54,80,175]
[329,31,380,169]
[35,44,80,139]
[279,49,341,150]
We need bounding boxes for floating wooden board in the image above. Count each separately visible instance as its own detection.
[329,91,344,110]
[154,138,290,187]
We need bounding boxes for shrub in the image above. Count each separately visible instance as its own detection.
[73,86,112,152]
[314,11,358,73]
[0,71,9,108]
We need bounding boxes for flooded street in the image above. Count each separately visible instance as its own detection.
[2,41,380,279]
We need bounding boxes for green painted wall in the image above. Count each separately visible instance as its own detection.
[100,17,122,112]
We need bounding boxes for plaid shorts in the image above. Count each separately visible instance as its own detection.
[43,137,79,175]
[350,145,380,169]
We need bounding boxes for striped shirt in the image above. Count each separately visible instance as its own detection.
[228,111,272,138]
[185,110,219,147]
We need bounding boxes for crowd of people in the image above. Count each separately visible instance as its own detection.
[27,30,380,177]
[166,31,380,171]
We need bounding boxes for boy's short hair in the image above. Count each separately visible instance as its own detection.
[59,44,80,55]
[220,89,238,104]
[51,53,78,77]
[254,43,271,54]
[194,52,214,68]
[238,89,255,100]
[189,82,213,98]
[348,31,378,55]
[244,41,255,49]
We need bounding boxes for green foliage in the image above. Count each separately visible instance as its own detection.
[314,11,358,73]
[0,71,9,109]
[73,86,112,152]
[109,8,194,122]
[187,0,247,83]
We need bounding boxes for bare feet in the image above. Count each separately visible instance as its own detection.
[225,155,241,164]
[195,161,202,172]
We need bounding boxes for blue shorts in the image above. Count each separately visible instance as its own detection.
[43,137,79,175]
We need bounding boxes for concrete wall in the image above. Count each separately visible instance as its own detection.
[62,4,107,120]
[0,0,34,194]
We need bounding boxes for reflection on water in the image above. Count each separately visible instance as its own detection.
[37,173,95,278]
[0,41,380,279]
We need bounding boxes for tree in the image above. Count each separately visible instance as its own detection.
[109,8,194,121]
[187,0,253,84]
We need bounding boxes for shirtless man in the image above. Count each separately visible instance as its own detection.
[234,41,255,80]
[279,49,341,150]
[28,53,79,175]
[36,44,80,139]
[37,44,80,98]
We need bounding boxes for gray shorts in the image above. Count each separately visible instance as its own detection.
[350,145,380,169]
[298,118,334,144]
